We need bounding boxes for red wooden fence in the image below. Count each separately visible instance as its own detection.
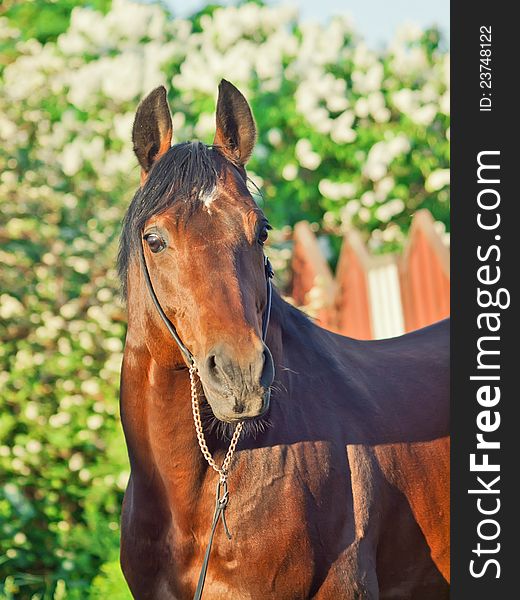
[399,210,450,333]
[290,221,337,329]
[288,209,450,339]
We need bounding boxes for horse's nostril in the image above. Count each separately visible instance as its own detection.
[207,354,217,375]
[204,347,233,382]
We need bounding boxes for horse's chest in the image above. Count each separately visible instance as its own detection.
[178,443,357,598]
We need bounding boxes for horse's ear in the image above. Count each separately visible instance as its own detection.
[213,79,256,166]
[132,86,172,184]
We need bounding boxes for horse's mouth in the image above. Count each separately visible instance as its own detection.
[207,389,271,423]
[198,387,272,438]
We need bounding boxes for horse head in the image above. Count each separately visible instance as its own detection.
[118,81,275,423]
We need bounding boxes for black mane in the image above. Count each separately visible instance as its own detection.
[117,141,221,298]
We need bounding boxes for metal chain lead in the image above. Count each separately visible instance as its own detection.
[189,364,243,483]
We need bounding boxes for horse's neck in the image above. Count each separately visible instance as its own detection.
[120,328,215,524]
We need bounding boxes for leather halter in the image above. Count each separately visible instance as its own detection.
[138,234,274,599]
[138,241,274,367]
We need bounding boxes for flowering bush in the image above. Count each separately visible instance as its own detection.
[0,0,449,596]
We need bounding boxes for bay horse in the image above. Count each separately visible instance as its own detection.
[117,80,450,599]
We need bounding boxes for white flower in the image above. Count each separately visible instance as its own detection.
[353,43,376,70]
[117,471,130,490]
[382,223,403,243]
[3,47,63,102]
[358,207,371,223]
[442,54,450,87]
[373,108,391,123]
[60,300,80,319]
[256,46,281,80]
[361,192,375,207]
[425,169,450,192]
[411,104,437,126]
[104,337,123,353]
[354,98,370,118]
[49,412,71,428]
[267,128,282,147]
[87,414,103,430]
[81,136,105,164]
[331,127,356,144]
[327,94,349,113]
[25,403,39,420]
[421,83,439,103]
[367,92,382,110]
[0,115,17,139]
[352,63,383,94]
[101,54,148,102]
[341,200,361,225]
[392,88,417,115]
[81,379,100,396]
[307,108,332,134]
[330,110,356,144]
[68,6,106,44]
[194,113,215,139]
[78,331,94,351]
[76,469,91,482]
[376,199,405,222]
[391,45,428,77]
[26,440,42,454]
[364,161,387,182]
[0,294,24,319]
[67,256,90,274]
[319,179,356,201]
[104,352,123,375]
[363,136,410,182]
[69,452,84,471]
[62,142,82,177]
[96,288,113,303]
[113,113,134,143]
[101,148,135,178]
[58,31,89,55]
[14,533,27,545]
[387,134,411,155]
[282,164,298,181]
[375,176,395,201]
[58,337,72,355]
[295,139,321,170]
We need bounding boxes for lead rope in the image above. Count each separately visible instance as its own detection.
[189,364,243,600]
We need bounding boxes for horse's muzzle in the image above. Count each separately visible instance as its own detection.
[198,342,275,422]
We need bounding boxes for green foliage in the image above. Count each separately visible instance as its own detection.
[3,1,112,44]
[89,561,132,599]
[0,1,449,596]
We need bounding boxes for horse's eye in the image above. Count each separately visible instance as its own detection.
[258,224,270,245]
[144,233,166,253]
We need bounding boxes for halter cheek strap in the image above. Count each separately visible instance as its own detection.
[261,254,274,339]
[138,241,274,366]
[138,243,194,366]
